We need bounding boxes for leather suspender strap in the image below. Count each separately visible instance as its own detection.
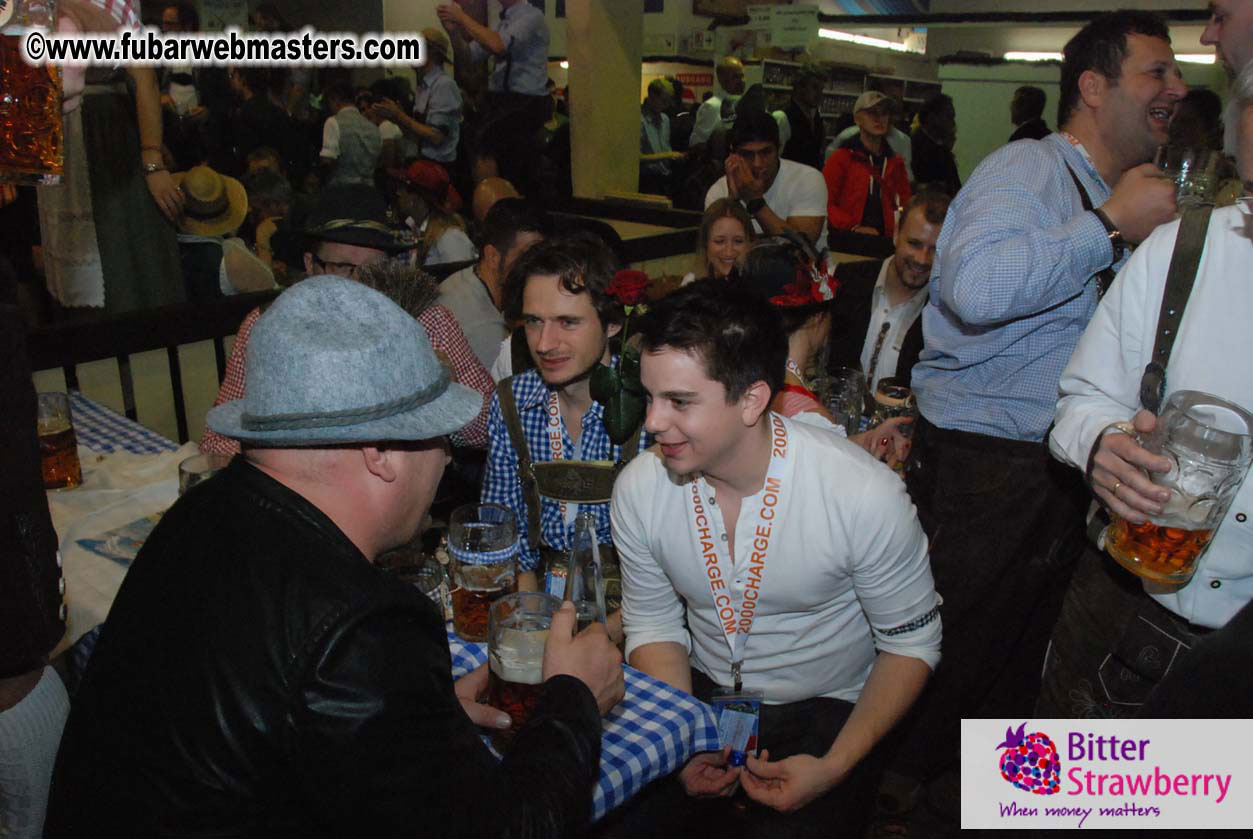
[1138,205,1213,413]
[1064,164,1118,297]
[496,378,543,550]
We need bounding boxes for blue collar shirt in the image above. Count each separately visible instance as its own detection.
[911,132,1130,441]
[470,1,550,97]
[481,365,651,571]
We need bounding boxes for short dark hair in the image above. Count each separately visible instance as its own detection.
[901,189,951,228]
[637,279,786,403]
[1013,85,1047,120]
[324,79,354,106]
[730,108,780,149]
[504,232,623,328]
[918,93,954,124]
[481,198,548,257]
[1057,10,1171,128]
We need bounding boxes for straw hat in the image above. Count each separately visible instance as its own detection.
[173,166,249,237]
[421,27,453,65]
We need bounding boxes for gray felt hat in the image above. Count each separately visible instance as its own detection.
[206,275,482,446]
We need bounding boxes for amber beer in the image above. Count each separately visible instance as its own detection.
[486,592,559,751]
[0,32,64,185]
[37,393,82,489]
[486,636,546,751]
[1106,518,1215,585]
[452,584,512,642]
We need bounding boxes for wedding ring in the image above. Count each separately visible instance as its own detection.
[1112,480,1122,496]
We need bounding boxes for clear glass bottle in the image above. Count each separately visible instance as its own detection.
[563,511,607,632]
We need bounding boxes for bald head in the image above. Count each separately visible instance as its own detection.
[717,57,746,95]
[472,177,521,223]
[244,440,449,561]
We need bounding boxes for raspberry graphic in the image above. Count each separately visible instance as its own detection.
[995,722,1061,795]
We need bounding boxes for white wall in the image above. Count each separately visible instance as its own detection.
[942,60,1230,183]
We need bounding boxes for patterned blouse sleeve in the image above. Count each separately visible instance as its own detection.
[199,306,261,455]
[419,304,493,449]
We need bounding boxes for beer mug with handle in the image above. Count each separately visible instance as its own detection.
[1105,390,1253,585]
[449,503,519,642]
[487,592,561,751]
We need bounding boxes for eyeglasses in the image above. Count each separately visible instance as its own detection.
[312,256,383,277]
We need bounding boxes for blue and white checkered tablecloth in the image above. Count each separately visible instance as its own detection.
[69,391,179,455]
[448,627,720,820]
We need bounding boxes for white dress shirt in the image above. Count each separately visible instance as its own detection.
[860,258,930,390]
[613,415,941,704]
[1051,205,1253,629]
[705,159,829,252]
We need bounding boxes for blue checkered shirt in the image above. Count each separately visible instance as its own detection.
[911,132,1130,442]
[481,367,651,571]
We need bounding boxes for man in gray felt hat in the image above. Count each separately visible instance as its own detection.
[46,276,623,838]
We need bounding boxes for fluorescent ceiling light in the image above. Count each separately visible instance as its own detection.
[819,28,909,53]
[1004,51,1062,62]
[559,60,569,69]
[1005,51,1214,65]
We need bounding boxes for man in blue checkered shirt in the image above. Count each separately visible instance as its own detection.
[885,10,1186,814]
[481,234,649,639]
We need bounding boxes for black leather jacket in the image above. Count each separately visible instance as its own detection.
[47,457,601,838]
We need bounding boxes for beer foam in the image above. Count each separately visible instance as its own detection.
[489,627,547,685]
[37,418,71,435]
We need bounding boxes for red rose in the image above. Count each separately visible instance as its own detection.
[606,270,651,306]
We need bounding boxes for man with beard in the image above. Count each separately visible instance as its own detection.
[1203,0,1253,161]
[825,190,949,390]
[705,110,828,250]
[881,9,1185,822]
[480,234,650,637]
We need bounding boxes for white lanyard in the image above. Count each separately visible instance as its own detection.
[688,413,790,690]
[784,358,808,388]
[545,390,579,527]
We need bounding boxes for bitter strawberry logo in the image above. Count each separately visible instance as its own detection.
[996,722,1061,795]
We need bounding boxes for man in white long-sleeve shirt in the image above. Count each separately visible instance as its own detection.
[611,281,940,836]
[1039,60,1253,717]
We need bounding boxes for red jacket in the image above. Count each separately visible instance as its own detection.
[822,143,911,237]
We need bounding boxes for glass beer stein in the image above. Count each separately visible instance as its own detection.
[487,592,560,751]
[1105,391,1253,586]
[1,0,64,185]
[448,503,519,642]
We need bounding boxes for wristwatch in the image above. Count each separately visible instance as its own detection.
[1092,207,1124,252]
[143,162,168,174]
[745,197,767,216]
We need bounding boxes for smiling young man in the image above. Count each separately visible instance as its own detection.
[480,234,649,619]
[885,10,1187,822]
[704,109,828,250]
[611,282,940,836]
[826,190,950,390]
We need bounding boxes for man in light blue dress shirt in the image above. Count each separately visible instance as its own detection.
[438,0,550,195]
[876,10,1185,818]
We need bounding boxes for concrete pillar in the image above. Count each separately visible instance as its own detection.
[565,0,644,198]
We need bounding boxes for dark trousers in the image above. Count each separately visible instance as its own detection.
[1036,542,1213,718]
[593,668,877,839]
[481,91,549,199]
[886,417,1087,780]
